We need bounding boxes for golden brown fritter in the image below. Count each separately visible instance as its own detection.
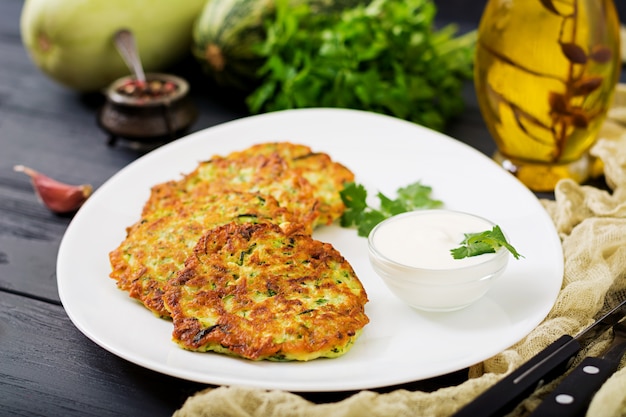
[164,222,369,361]
[109,191,299,318]
[141,153,320,234]
[226,142,355,226]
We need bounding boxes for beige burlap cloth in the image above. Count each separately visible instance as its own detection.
[174,89,626,416]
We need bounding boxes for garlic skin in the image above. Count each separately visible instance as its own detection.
[14,165,92,213]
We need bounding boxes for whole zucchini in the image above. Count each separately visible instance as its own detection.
[21,0,206,92]
[192,0,368,91]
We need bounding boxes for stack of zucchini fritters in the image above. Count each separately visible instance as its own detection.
[109,142,369,361]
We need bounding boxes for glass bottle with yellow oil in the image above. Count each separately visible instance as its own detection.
[474,0,621,192]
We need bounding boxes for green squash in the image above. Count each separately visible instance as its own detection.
[192,0,369,91]
[21,0,206,92]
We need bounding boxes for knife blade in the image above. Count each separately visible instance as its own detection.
[450,298,626,417]
[527,317,626,417]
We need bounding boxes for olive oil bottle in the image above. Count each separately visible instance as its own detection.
[474,0,621,191]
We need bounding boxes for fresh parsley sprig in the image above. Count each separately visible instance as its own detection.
[450,226,523,260]
[339,181,442,237]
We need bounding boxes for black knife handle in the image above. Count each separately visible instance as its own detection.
[527,356,619,417]
[451,335,580,417]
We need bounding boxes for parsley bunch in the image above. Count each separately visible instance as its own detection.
[339,181,442,237]
[247,0,476,131]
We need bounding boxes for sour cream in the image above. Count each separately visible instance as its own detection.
[367,210,510,311]
[369,210,498,270]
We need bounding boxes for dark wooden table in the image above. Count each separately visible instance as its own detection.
[1,1,624,416]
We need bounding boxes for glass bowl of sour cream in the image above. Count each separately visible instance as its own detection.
[368,209,510,312]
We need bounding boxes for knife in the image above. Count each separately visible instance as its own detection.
[527,317,626,417]
[450,298,626,417]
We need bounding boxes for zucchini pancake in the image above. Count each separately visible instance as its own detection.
[108,141,369,361]
[141,152,320,233]
[164,222,369,361]
[109,191,298,318]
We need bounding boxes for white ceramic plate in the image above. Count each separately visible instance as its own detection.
[57,108,563,392]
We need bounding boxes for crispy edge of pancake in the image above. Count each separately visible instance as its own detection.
[109,191,301,318]
[163,222,369,361]
[225,142,313,161]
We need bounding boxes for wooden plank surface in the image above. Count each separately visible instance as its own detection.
[0,291,206,417]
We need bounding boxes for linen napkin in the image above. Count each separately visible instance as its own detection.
[173,88,626,417]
